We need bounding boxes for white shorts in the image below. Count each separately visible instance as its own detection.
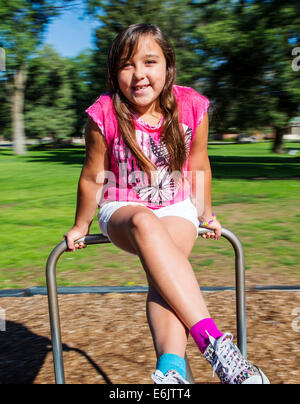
[98,197,199,242]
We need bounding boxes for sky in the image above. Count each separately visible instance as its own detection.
[43,2,98,57]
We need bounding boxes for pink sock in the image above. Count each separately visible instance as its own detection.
[190,318,223,354]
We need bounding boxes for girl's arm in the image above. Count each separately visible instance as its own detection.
[188,113,221,239]
[64,117,109,251]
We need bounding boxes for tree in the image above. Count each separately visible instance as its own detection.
[258,0,300,152]
[85,0,202,97]
[24,46,76,143]
[192,0,300,152]
[67,50,95,137]
[0,0,75,154]
[0,65,11,140]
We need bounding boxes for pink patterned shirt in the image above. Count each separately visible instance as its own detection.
[86,85,209,209]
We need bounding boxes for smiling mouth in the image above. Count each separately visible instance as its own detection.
[132,84,151,91]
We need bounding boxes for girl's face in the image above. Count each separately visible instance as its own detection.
[117,35,167,115]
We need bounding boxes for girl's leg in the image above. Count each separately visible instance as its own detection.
[107,205,210,329]
[146,281,188,359]
[146,215,198,359]
[107,205,270,384]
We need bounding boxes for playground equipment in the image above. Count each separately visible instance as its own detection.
[46,227,246,384]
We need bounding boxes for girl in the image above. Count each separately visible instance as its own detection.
[64,24,269,384]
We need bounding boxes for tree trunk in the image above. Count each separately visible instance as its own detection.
[12,66,27,155]
[272,126,285,154]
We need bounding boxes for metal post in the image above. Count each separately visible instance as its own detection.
[46,228,247,384]
[221,228,247,359]
[46,240,67,384]
[198,227,247,358]
[184,353,194,384]
[46,234,110,384]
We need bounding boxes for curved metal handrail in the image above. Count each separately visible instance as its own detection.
[46,227,246,384]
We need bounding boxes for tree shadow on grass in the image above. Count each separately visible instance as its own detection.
[29,145,300,179]
[0,320,112,384]
[27,145,86,166]
[209,155,300,179]
[25,148,300,179]
[0,145,85,166]
[1,145,299,179]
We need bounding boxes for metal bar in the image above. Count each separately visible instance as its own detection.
[199,227,247,358]
[46,228,247,384]
[46,240,67,385]
[46,235,110,384]
[222,228,247,359]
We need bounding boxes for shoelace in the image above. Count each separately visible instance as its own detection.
[207,332,248,384]
[152,370,189,384]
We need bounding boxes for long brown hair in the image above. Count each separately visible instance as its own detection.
[107,24,187,180]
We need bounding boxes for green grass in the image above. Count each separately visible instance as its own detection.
[0,142,299,289]
[208,141,300,179]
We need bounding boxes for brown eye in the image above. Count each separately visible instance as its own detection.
[120,61,132,69]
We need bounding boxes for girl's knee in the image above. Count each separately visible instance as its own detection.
[129,209,160,236]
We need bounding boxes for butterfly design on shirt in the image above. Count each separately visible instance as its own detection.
[133,126,193,205]
[148,137,169,167]
[148,126,192,167]
[183,126,193,155]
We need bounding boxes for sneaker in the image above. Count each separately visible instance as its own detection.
[152,369,190,384]
[204,332,270,384]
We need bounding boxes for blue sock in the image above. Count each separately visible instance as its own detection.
[156,353,186,379]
